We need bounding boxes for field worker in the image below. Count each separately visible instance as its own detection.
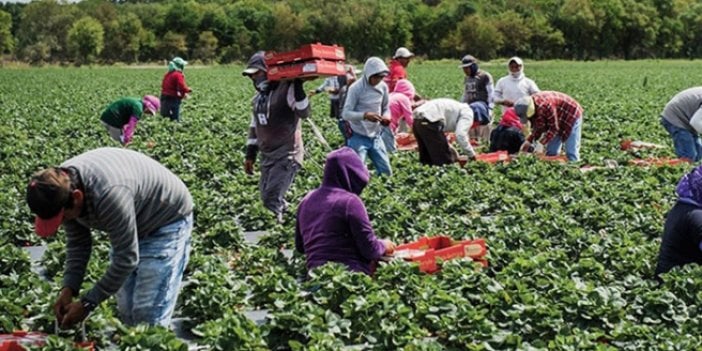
[385,47,414,93]
[388,79,417,135]
[412,98,476,166]
[100,95,159,146]
[309,73,346,121]
[295,147,395,275]
[656,165,702,275]
[242,51,310,223]
[493,56,540,109]
[381,79,416,153]
[25,147,194,328]
[660,87,702,162]
[489,107,525,154]
[342,57,393,176]
[515,91,584,161]
[160,57,192,122]
[459,54,494,143]
[337,66,361,145]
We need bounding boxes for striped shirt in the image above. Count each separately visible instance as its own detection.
[527,91,583,144]
[60,147,193,304]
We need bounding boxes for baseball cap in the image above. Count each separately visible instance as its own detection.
[460,54,477,67]
[242,51,268,76]
[393,47,414,59]
[26,168,72,237]
[513,96,535,124]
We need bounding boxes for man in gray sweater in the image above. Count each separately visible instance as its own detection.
[661,87,702,162]
[26,147,194,328]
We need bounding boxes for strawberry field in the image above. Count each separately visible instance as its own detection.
[2,60,702,350]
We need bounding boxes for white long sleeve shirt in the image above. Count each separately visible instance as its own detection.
[413,98,475,157]
[494,75,540,103]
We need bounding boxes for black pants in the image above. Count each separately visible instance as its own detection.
[160,95,182,121]
[330,99,341,119]
[489,125,525,154]
[656,201,702,276]
[413,119,454,166]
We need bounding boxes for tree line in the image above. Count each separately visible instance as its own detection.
[1,0,702,66]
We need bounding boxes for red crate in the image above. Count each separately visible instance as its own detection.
[264,43,345,66]
[267,59,346,81]
[476,151,509,163]
[629,157,688,167]
[0,331,94,351]
[457,151,510,166]
[394,236,487,274]
[537,154,568,163]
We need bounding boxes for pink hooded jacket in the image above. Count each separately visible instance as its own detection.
[389,80,416,132]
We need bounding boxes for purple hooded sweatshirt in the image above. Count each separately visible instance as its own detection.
[676,165,702,207]
[295,147,386,275]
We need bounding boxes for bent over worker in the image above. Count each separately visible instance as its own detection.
[26,147,194,328]
[515,91,584,161]
[412,98,476,166]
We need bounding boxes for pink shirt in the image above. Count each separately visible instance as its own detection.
[388,79,416,132]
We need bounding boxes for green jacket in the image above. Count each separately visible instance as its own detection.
[100,97,143,128]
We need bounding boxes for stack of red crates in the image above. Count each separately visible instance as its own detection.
[394,236,487,274]
[264,43,346,81]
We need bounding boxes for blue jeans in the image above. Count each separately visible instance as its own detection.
[545,117,582,161]
[661,118,702,162]
[380,126,396,154]
[116,213,193,326]
[347,132,392,176]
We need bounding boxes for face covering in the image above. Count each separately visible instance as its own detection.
[253,75,268,92]
[510,67,524,80]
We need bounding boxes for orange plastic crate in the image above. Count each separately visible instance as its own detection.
[537,154,568,163]
[267,59,346,81]
[264,43,345,66]
[475,151,509,163]
[0,331,93,351]
[629,157,688,167]
[394,236,487,274]
[458,151,510,166]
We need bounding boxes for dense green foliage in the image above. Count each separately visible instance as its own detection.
[4,0,702,65]
[2,60,702,349]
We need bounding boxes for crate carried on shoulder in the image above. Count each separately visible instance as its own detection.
[392,236,487,274]
[265,43,346,81]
